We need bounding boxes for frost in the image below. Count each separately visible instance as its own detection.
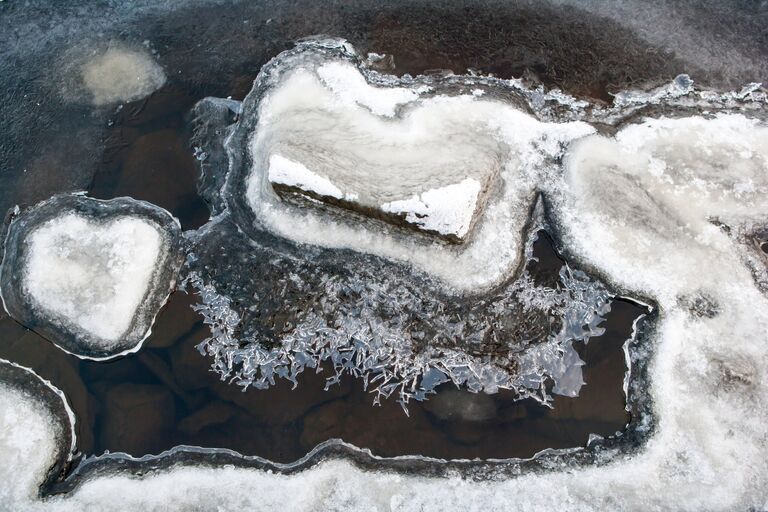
[189,227,613,411]
[0,194,184,359]
[80,45,166,105]
[317,61,420,116]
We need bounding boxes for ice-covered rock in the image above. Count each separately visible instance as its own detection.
[256,60,501,244]
[0,194,184,359]
[211,40,593,289]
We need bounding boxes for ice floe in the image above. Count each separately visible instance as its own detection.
[215,40,594,289]
[0,194,184,359]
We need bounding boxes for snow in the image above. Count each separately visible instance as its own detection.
[0,382,61,506]
[381,178,482,239]
[268,154,344,200]
[317,61,419,117]
[81,45,166,105]
[23,213,162,343]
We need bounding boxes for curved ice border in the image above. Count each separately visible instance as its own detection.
[0,193,184,360]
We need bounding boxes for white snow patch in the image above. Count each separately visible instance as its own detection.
[23,214,162,344]
[81,46,166,105]
[268,154,344,200]
[381,178,482,239]
[0,384,60,506]
[317,61,419,116]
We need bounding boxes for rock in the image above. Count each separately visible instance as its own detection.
[144,291,203,349]
[209,364,351,426]
[422,388,498,422]
[177,401,238,436]
[97,383,175,456]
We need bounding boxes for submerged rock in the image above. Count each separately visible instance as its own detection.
[423,388,497,422]
[0,194,184,360]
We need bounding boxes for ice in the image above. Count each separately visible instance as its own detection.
[380,178,482,241]
[1,38,767,512]
[316,61,421,117]
[0,361,74,508]
[37,110,762,511]
[80,45,166,105]
[0,383,61,505]
[222,41,594,288]
[268,154,345,200]
[186,204,615,409]
[25,214,161,342]
[0,194,184,359]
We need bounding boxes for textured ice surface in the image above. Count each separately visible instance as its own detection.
[0,194,184,359]
[0,383,60,504]
[80,45,166,105]
[25,215,161,342]
[0,361,74,507]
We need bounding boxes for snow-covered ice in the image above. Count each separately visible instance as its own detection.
[268,154,345,200]
[0,194,184,359]
[380,178,483,241]
[80,45,166,105]
[25,214,161,342]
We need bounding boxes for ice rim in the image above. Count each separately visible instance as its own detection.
[0,193,185,360]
